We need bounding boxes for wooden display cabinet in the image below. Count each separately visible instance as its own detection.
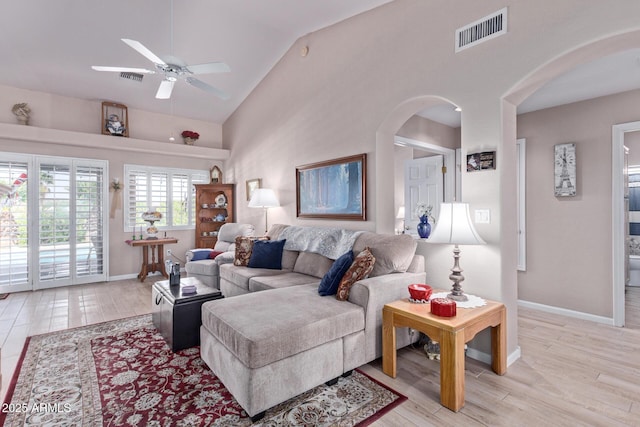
[194,184,234,248]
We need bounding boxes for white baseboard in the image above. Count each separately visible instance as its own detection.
[518,299,614,326]
[109,273,140,281]
[466,346,521,368]
[108,271,171,282]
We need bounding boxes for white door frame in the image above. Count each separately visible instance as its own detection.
[394,136,457,202]
[612,121,640,327]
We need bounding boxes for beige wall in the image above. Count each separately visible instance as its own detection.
[518,89,640,316]
[0,84,223,147]
[0,85,226,278]
[223,0,640,356]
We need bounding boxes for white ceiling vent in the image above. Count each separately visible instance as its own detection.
[455,7,507,53]
[119,72,144,82]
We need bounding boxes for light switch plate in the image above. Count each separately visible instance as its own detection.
[475,209,491,224]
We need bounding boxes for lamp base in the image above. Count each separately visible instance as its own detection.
[447,244,468,302]
[447,291,468,302]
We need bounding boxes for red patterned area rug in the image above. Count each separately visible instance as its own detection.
[1,315,406,426]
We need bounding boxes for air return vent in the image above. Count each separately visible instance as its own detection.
[120,72,144,82]
[455,7,507,52]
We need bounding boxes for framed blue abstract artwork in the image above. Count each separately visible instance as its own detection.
[296,153,366,220]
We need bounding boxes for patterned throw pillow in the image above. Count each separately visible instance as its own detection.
[234,236,269,266]
[336,247,376,301]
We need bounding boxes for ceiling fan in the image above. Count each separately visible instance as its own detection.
[92,38,230,100]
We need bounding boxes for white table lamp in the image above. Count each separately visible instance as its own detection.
[428,202,486,301]
[248,188,280,234]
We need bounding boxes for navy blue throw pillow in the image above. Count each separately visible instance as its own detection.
[190,249,212,261]
[318,250,354,296]
[248,239,286,269]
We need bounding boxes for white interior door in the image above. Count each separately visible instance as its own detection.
[404,155,444,236]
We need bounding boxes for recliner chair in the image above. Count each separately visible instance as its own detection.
[185,223,255,289]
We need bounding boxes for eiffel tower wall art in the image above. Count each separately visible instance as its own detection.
[554,143,577,197]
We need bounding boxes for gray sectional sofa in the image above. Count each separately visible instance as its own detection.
[196,224,426,420]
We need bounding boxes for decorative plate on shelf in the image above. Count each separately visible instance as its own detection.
[215,194,227,207]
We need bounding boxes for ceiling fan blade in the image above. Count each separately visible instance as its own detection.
[121,38,167,65]
[155,79,175,99]
[185,77,230,100]
[187,62,230,75]
[91,66,155,74]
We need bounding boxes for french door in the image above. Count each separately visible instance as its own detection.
[0,153,108,292]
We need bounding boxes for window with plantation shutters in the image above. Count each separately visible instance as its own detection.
[124,165,208,231]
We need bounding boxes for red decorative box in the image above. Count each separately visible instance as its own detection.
[431,298,457,317]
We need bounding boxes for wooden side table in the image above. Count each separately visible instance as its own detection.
[382,296,506,412]
[127,238,178,282]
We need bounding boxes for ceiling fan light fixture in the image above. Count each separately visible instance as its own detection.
[92,38,230,100]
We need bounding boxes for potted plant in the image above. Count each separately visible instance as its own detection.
[181,130,200,145]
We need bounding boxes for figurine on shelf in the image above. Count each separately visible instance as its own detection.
[12,103,31,125]
[106,114,126,136]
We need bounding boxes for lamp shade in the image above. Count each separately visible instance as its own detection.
[428,202,486,245]
[396,206,405,219]
[248,188,280,208]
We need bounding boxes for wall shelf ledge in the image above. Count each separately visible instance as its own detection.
[0,122,229,160]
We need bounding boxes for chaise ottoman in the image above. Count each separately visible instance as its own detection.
[200,284,367,420]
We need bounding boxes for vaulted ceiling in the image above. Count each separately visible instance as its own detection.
[0,0,392,123]
[2,2,639,128]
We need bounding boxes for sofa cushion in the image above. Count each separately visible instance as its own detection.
[318,251,354,296]
[248,239,286,269]
[293,252,334,279]
[336,247,375,301]
[185,258,219,276]
[266,223,290,240]
[220,263,287,292]
[281,249,299,271]
[208,250,224,259]
[352,232,417,277]
[249,272,319,292]
[201,284,365,369]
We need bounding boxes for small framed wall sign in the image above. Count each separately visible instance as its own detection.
[554,143,576,197]
[101,101,128,137]
[466,151,496,172]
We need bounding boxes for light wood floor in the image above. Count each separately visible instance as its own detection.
[0,280,638,426]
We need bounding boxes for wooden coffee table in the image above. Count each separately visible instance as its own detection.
[382,296,506,411]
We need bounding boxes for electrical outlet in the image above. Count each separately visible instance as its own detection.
[166,249,172,257]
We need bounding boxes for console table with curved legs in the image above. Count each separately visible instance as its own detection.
[126,238,178,282]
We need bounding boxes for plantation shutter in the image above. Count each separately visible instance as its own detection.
[124,166,208,231]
